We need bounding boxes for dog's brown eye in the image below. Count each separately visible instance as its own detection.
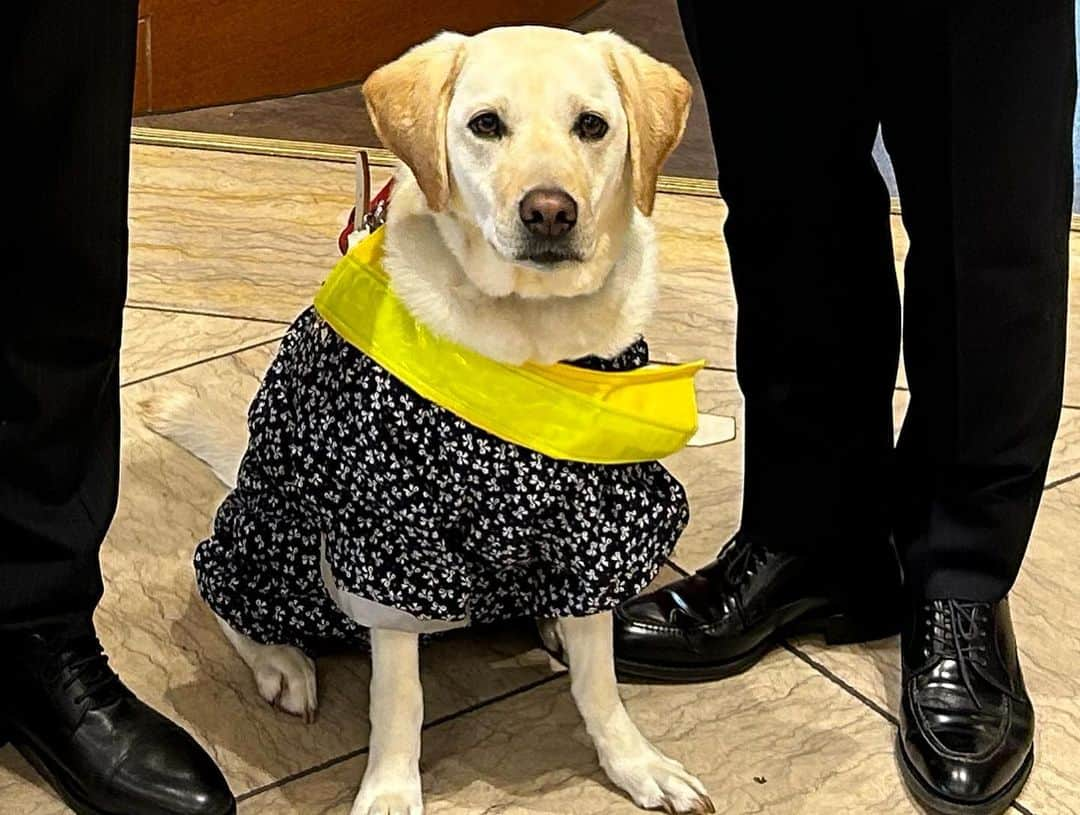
[468,112,503,138]
[575,112,608,141]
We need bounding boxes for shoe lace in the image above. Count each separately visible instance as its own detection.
[717,536,771,588]
[52,636,127,709]
[926,600,991,709]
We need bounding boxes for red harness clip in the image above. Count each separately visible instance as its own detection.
[338,151,395,256]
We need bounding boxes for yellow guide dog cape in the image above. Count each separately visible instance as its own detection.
[314,227,703,464]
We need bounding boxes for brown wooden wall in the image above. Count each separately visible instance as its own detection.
[133,0,600,114]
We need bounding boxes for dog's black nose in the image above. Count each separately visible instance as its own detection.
[519,188,577,238]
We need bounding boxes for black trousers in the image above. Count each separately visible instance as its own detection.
[1,2,139,630]
[679,0,1075,600]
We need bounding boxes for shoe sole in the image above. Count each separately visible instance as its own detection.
[895,734,1033,815]
[614,607,899,684]
[5,728,237,815]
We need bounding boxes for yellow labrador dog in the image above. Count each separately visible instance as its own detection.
[152,25,711,815]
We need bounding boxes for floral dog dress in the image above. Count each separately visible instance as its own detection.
[195,306,690,654]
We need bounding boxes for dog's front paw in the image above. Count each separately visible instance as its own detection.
[350,772,423,815]
[601,745,713,814]
[251,645,318,723]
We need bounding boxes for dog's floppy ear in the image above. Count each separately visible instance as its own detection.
[363,32,467,211]
[587,32,692,216]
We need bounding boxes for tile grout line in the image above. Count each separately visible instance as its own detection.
[664,557,691,578]
[421,670,568,732]
[235,670,569,804]
[125,302,294,326]
[660,557,897,722]
[1044,471,1079,491]
[781,641,898,725]
[234,746,371,804]
[120,335,285,389]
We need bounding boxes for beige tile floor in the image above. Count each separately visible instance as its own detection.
[1,141,1077,814]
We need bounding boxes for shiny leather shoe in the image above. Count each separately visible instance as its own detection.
[897,597,1034,815]
[0,624,235,815]
[614,535,901,681]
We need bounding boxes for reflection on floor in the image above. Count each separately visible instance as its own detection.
[1,142,1077,814]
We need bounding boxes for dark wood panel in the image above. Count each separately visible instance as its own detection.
[134,0,600,114]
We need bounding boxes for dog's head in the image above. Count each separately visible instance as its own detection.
[362,26,691,298]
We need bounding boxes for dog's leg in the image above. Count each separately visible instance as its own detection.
[558,612,713,814]
[351,628,424,815]
[215,614,318,723]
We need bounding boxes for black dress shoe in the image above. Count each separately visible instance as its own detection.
[897,597,1034,815]
[614,535,901,681]
[0,624,235,815]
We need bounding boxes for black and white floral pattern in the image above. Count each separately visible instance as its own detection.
[195,307,689,654]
